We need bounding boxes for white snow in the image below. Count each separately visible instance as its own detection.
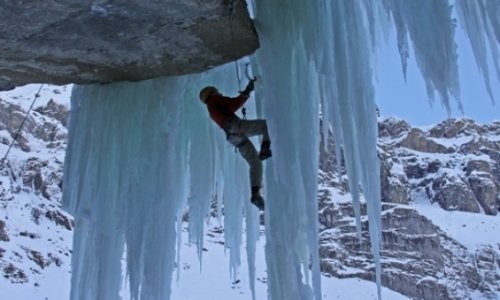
[0,84,72,110]
[0,173,72,300]
[171,224,411,300]
[172,227,409,300]
[429,135,474,148]
[1,213,413,300]
[413,202,500,251]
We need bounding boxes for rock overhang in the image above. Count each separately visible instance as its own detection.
[0,0,259,91]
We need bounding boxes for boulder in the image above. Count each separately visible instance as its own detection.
[0,0,259,90]
[35,99,69,127]
[465,160,491,175]
[432,177,480,213]
[378,117,411,139]
[0,220,9,242]
[468,174,498,215]
[429,118,484,138]
[399,128,452,153]
[380,158,410,204]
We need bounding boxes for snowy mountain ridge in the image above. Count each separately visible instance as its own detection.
[0,85,499,299]
[318,116,500,299]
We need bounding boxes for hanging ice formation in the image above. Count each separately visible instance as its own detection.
[455,0,500,103]
[63,68,260,300]
[62,1,500,300]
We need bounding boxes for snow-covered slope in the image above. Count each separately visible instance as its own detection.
[0,85,72,299]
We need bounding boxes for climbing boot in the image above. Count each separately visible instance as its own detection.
[259,141,272,161]
[251,186,265,211]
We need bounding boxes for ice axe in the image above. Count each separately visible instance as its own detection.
[244,62,256,84]
[240,62,257,119]
[242,63,256,94]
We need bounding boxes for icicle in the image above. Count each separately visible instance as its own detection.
[187,91,215,262]
[482,0,500,83]
[455,0,499,103]
[325,2,382,298]
[63,63,255,299]
[383,0,461,114]
[64,79,187,300]
[251,0,322,299]
[244,199,260,300]
[223,154,244,279]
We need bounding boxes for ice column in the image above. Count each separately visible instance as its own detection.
[383,0,461,113]
[251,0,383,299]
[455,0,500,103]
[63,63,259,299]
[63,79,187,300]
[251,1,322,299]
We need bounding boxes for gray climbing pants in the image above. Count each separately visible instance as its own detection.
[224,117,270,188]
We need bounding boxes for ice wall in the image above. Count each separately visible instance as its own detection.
[62,0,500,300]
[62,65,260,299]
[383,0,461,113]
[249,0,500,299]
[250,0,383,298]
[455,0,500,103]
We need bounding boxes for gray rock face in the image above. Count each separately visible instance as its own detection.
[0,98,68,151]
[468,173,498,215]
[318,200,492,299]
[380,158,410,204]
[35,99,69,127]
[399,128,453,153]
[0,220,9,242]
[0,90,71,288]
[379,117,500,216]
[320,117,500,299]
[432,178,481,212]
[0,0,259,90]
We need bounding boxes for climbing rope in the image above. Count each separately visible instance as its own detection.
[235,61,247,119]
[235,60,242,92]
[1,84,44,165]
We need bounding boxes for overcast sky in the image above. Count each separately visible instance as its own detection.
[375,28,500,126]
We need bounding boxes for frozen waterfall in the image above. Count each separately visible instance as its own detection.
[63,69,260,299]
[62,1,500,300]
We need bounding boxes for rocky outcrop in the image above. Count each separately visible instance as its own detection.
[0,98,68,151]
[432,175,481,213]
[0,97,69,200]
[0,90,71,289]
[0,0,259,90]
[0,220,8,242]
[35,99,68,127]
[399,128,453,154]
[380,151,410,204]
[0,101,32,151]
[319,117,500,299]
[468,173,497,215]
[379,117,500,216]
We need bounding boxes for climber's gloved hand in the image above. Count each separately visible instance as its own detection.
[242,79,256,96]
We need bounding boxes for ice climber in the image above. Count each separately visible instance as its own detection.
[199,79,271,211]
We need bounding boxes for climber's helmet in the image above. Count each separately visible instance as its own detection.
[199,86,219,103]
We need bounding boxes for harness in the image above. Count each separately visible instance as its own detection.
[223,116,248,148]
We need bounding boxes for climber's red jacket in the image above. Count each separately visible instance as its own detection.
[205,93,249,128]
